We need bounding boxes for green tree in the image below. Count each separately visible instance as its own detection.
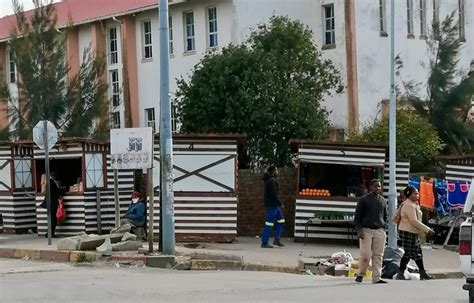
[176,16,343,167]
[0,0,108,140]
[397,12,474,153]
[349,110,444,172]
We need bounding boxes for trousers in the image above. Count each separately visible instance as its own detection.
[261,207,285,244]
[358,228,386,283]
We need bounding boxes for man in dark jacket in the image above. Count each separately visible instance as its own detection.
[353,179,388,284]
[261,166,285,248]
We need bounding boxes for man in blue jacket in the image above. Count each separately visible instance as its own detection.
[261,166,285,248]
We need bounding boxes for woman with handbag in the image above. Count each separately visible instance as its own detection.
[396,186,434,280]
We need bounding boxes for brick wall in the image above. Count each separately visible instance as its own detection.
[237,167,297,237]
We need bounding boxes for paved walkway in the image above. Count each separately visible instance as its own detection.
[0,234,462,277]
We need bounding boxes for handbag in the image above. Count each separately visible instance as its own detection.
[393,204,403,224]
[56,196,67,223]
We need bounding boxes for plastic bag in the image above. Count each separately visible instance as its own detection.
[56,196,66,223]
[331,251,354,265]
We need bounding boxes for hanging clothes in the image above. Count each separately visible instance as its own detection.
[447,181,470,207]
[419,181,435,209]
[434,179,448,215]
[408,176,420,190]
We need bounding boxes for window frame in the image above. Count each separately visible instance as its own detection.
[322,4,336,48]
[459,0,466,41]
[111,112,121,129]
[419,0,427,38]
[142,20,153,60]
[171,102,178,133]
[169,16,174,55]
[145,108,156,133]
[207,7,218,48]
[379,0,388,36]
[109,69,120,107]
[108,27,119,65]
[406,0,414,38]
[8,50,16,84]
[13,158,33,190]
[184,11,196,52]
[84,153,105,190]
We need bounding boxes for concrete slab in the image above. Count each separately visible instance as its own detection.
[77,234,124,251]
[146,255,176,268]
[112,241,142,251]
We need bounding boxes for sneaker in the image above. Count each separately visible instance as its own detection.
[355,275,363,283]
[395,273,406,280]
[374,279,388,284]
[261,243,273,248]
[273,240,285,247]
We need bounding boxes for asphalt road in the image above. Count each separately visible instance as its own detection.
[0,259,469,303]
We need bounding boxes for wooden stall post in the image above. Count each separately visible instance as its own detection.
[148,167,154,253]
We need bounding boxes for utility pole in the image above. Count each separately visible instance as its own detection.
[388,0,397,248]
[158,0,175,255]
[43,120,52,245]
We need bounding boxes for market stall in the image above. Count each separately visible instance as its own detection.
[0,141,36,233]
[291,140,410,242]
[35,138,134,236]
[152,134,243,242]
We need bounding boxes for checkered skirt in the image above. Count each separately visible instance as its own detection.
[398,230,423,260]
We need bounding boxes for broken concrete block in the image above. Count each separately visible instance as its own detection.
[57,237,80,251]
[96,238,112,257]
[110,224,131,234]
[77,234,124,251]
[121,232,137,242]
[146,255,176,268]
[112,241,143,251]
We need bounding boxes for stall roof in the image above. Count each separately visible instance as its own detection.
[289,140,388,152]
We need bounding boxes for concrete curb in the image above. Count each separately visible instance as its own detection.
[0,247,464,279]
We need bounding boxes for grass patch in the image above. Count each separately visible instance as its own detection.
[75,252,91,264]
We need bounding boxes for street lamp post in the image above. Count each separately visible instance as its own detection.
[387,0,397,248]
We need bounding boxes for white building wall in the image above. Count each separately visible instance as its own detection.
[77,24,91,65]
[135,0,235,130]
[355,0,474,128]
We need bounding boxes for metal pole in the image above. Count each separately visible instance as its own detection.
[114,169,120,227]
[158,0,175,255]
[43,120,52,245]
[96,189,102,235]
[148,167,154,253]
[388,0,398,248]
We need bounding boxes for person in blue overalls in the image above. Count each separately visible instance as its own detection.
[261,166,285,248]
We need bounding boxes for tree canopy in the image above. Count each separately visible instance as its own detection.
[349,110,444,172]
[397,12,474,154]
[0,0,108,140]
[176,16,343,167]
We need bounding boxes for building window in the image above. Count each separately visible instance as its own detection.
[145,108,156,132]
[406,0,414,37]
[109,27,118,65]
[184,11,195,52]
[433,0,439,25]
[323,4,335,46]
[379,0,387,34]
[208,7,218,48]
[419,0,427,37]
[85,153,104,189]
[110,70,120,107]
[8,51,16,83]
[142,20,153,59]
[111,112,121,129]
[171,102,178,133]
[169,16,174,55]
[459,0,466,41]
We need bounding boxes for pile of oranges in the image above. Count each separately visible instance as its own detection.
[299,188,331,197]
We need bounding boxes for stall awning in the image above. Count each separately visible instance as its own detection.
[297,146,386,167]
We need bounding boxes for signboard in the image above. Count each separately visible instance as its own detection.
[110,127,153,169]
[33,120,58,150]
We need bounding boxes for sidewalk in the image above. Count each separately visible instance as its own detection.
[0,234,463,279]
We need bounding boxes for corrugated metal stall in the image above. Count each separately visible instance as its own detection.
[0,142,36,233]
[290,141,410,242]
[439,155,474,182]
[152,134,242,242]
[35,138,134,236]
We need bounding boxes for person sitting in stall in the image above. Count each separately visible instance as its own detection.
[111,191,146,235]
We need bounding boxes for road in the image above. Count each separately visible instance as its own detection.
[0,259,468,303]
